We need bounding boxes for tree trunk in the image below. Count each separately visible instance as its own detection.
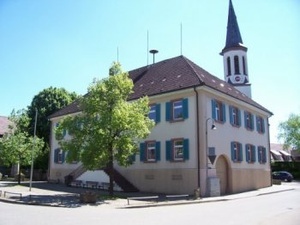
[18,163,21,185]
[108,147,114,197]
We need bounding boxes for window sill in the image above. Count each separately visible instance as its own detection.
[170,118,185,123]
[230,124,241,128]
[168,159,186,163]
[215,120,225,124]
[142,160,157,163]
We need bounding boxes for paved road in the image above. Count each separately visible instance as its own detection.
[0,182,299,225]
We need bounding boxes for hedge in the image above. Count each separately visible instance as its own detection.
[271,162,300,179]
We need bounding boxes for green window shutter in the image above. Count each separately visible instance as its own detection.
[183,139,189,160]
[129,153,136,162]
[263,147,267,163]
[211,100,216,120]
[156,141,161,161]
[183,98,189,119]
[54,148,59,163]
[231,142,235,161]
[140,143,145,161]
[244,111,247,128]
[156,104,161,123]
[165,102,171,121]
[166,140,172,161]
[238,143,243,161]
[222,103,226,122]
[229,106,233,125]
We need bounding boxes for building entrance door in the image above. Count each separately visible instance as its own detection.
[216,155,229,195]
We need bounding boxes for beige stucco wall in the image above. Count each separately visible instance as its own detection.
[119,168,198,195]
[230,168,271,193]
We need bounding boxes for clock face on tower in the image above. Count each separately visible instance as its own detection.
[235,76,241,82]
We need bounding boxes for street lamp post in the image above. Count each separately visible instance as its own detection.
[29,108,38,191]
[205,118,216,196]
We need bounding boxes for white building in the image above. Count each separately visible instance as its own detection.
[48,0,273,197]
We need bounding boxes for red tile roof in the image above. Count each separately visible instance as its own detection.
[0,116,11,136]
[49,55,272,119]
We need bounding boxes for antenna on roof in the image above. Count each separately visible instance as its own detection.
[180,23,183,55]
[147,30,149,66]
[149,49,158,64]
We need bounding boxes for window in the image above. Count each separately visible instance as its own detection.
[229,106,241,127]
[256,116,265,134]
[258,146,267,164]
[231,142,243,162]
[242,56,247,75]
[211,99,226,123]
[227,57,231,76]
[173,100,183,120]
[55,122,67,138]
[246,144,256,163]
[166,138,189,161]
[54,148,65,164]
[244,111,254,130]
[140,141,161,162]
[166,99,188,122]
[149,104,161,123]
[234,55,240,74]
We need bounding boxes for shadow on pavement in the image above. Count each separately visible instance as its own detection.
[0,181,126,208]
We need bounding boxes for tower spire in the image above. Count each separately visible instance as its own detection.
[221,0,251,98]
[222,0,246,53]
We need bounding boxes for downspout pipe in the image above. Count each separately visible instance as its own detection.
[193,87,201,190]
[267,118,272,187]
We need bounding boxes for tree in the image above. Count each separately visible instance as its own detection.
[0,110,44,184]
[278,113,300,151]
[27,87,78,170]
[56,62,155,196]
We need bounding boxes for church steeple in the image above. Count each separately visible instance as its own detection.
[223,0,245,51]
[221,0,251,98]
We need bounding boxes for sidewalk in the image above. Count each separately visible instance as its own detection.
[0,181,296,209]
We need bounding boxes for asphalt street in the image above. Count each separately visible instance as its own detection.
[0,182,299,225]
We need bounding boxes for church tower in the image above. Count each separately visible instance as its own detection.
[221,0,251,98]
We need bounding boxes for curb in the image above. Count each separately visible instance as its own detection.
[122,188,295,209]
[0,188,295,209]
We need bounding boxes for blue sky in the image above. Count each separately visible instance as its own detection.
[0,0,299,143]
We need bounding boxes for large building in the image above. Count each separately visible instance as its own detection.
[48,0,273,197]
[0,116,11,138]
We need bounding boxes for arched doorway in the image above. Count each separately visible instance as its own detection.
[216,155,229,195]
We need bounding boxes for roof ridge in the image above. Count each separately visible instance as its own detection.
[181,56,204,85]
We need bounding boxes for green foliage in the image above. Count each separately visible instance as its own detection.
[27,87,78,170]
[0,110,44,183]
[278,113,300,151]
[271,162,300,179]
[56,62,155,195]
